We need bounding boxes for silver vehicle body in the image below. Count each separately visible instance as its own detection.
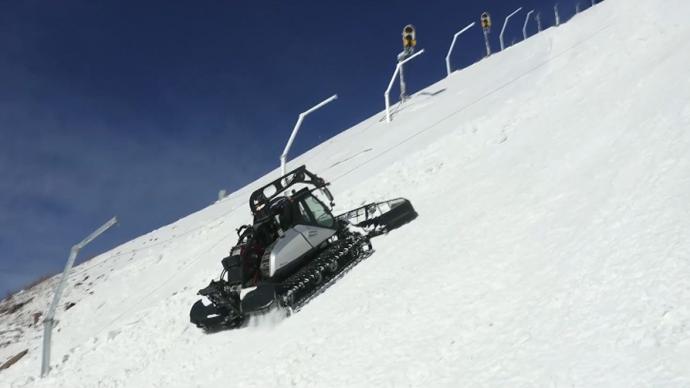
[259,194,338,278]
[261,225,336,278]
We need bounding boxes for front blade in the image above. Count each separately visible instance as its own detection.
[189,299,227,329]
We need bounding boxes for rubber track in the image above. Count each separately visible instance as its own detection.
[280,233,373,313]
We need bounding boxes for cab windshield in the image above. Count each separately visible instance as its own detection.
[302,195,335,228]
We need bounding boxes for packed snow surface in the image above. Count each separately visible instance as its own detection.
[2,0,689,386]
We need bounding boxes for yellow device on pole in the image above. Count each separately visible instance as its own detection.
[481,12,492,56]
[481,12,492,31]
[402,24,416,49]
[397,24,418,103]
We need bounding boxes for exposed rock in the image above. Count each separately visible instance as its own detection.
[6,298,34,315]
[0,349,28,371]
[33,312,43,326]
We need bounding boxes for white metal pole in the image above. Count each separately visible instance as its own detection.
[41,217,118,377]
[399,63,407,101]
[536,12,542,32]
[384,68,396,123]
[384,49,425,123]
[280,94,338,175]
[500,7,523,51]
[555,4,561,26]
[445,22,476,77]
[522,10,535,40]
[483,29,492,57]
[576,2,581,13]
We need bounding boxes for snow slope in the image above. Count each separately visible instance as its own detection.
[2,0,690,386]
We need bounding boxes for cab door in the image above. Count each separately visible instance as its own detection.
[295,195,337,247]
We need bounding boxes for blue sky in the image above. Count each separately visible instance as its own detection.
[0,0,590,295]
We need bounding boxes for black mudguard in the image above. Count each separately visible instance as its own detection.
[241,284,277,313]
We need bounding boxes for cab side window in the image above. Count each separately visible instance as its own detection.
[297,201,313,224]
[302,196,335,228]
